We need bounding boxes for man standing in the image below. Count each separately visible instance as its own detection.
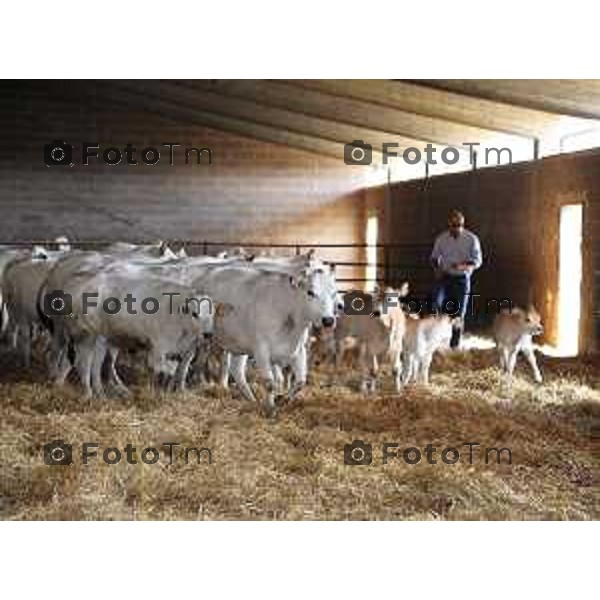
[430,209,483,348]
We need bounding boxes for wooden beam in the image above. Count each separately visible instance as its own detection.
[284,79,540,140]
[410,79,600,121]
[83,81,349,162]
[173,79,451,152]
[185,79,502,149]
[155,80,460,162]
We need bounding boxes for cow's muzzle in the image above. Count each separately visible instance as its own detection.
[321,316,335,328]
[203,331,214,339]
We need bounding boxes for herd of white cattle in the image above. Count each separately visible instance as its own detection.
[0,238,544,417]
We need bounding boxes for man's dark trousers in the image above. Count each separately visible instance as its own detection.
[433,273,471,348]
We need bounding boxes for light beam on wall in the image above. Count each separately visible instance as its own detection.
[365,213,378,292]
[557,204,584,356]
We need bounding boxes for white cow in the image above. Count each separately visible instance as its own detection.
[159,250,335,393]
[185,264,338,416]
[1,243,72,362]
[44,260,216,398]
[0,246,36,332]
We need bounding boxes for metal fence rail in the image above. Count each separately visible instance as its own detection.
[0,239,433,286]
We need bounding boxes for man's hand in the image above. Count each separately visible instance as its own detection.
[453,262,474,273]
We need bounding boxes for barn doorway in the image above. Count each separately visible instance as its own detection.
[557,203,584,356]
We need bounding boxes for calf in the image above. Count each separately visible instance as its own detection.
[402,314,455,385]
[492,306,543,383]
[335,284,409,392]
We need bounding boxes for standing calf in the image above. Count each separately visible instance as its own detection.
[402,314,455,385]
[493,306,543,383]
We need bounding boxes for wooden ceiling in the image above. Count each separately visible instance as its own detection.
[13,79,600,166]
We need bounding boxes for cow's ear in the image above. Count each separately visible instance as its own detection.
[246,254,255,262]
[305,249,316,260]
[215,302,235,317]
[399,281,410,297]
[289,275,299,288]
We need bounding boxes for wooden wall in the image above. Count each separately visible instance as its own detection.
[1,81,371,284]
[369,148,600,353]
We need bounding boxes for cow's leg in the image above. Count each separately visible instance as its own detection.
[46,330,63,375]
[368,354,379,393]
[522,345,542,383]
[52,344,73,386]
[74,337,96,398]
[401,352,415,385]
[253,348,277,417]
[219,350,231,389]
[147,347,170,393]
[24,324,33,368]
[497,346,507,371]
[506,349,518,381]
[90,337,107,398]
[391,350,402,392]
[358,343,370,393]
[105,346,130,397]
[16,321,31,368]
[0,302,8,337]
[420,353,433,385]
[413,358,423,384]
[190,343,210,385]
[9,322,19,350]
[272,364,285,395]
[288,344,308,400]
[174,347,197,392]
[229,354,259,404]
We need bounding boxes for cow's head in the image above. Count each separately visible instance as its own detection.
[179,295,216,339]
[55,236,71,252]
[525,305,544,336]
[290,266,338,329]
[370,282,410,319]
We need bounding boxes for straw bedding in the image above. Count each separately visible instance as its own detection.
[0,344,598,520]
